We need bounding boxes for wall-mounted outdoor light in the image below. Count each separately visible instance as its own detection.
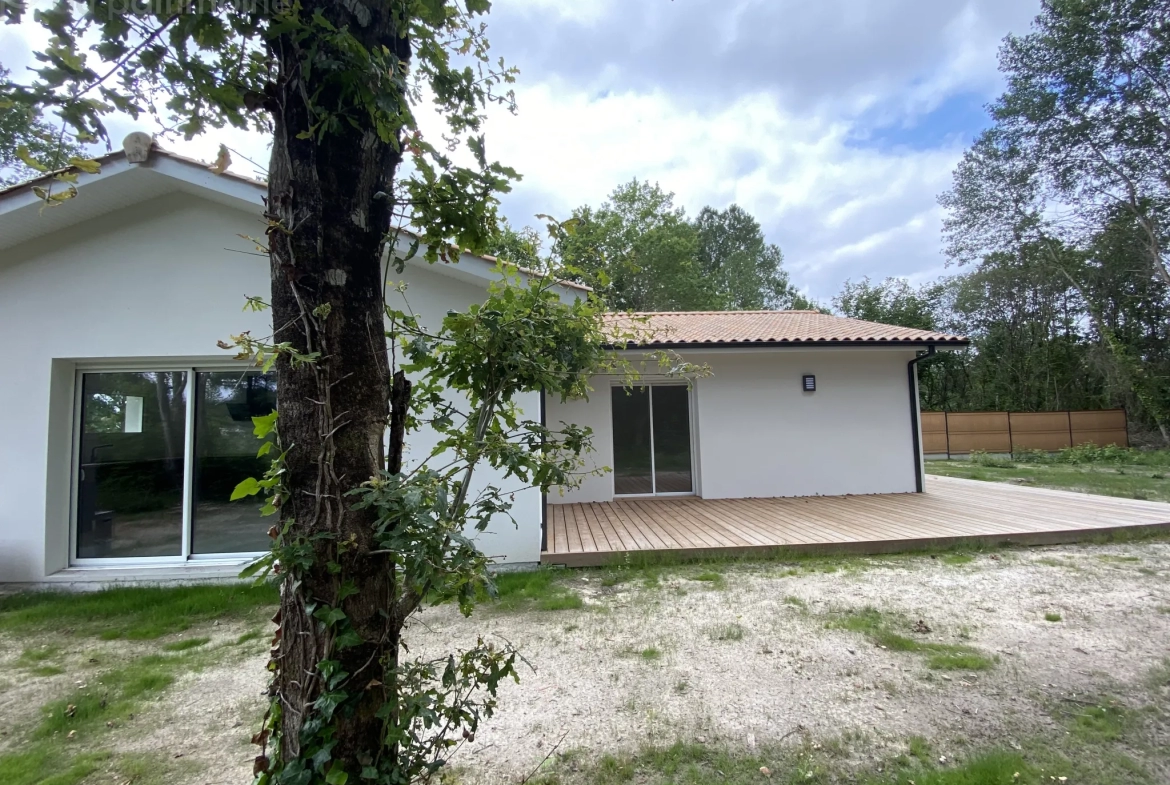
[802,374,816,392]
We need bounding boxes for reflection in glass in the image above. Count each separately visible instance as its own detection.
[76,372,187,558]
[612,386,652,494]
[192,371,276,554]
[652,386,693,493]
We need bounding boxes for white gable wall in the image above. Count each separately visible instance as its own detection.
[547,347,921,504]
[0,189,542,583]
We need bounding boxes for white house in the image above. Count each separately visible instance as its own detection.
[0,139,966,585]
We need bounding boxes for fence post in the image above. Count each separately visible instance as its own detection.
[944,411,950,460]
[1067,410,1074,449]
[1007,411,1014,457]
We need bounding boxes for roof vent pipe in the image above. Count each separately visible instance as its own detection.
[123,132,154,163]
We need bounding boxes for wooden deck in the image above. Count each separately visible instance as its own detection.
[542,475,1170,567]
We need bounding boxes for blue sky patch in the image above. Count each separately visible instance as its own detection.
[847,91,992,152]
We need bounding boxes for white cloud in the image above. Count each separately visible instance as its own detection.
[2,0,1044,301]
[478,80,967,296]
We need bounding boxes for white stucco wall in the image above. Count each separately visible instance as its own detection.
[0,188,543,583]
[547,348,921,503]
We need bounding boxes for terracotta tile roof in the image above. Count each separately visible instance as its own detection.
[605,310,968,347]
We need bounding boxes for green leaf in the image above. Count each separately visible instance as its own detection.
[230,476,262,501]
[326,767,349,784]
[252,410,278,438]
[257,440,273,457]
[16,145,48,173]
[67,156,101,174]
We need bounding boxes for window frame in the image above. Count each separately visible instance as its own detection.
[69,363,272,567]
[609,381,698,499]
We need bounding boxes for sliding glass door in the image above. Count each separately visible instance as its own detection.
[74,368,275,563]
[76,371,188,558]
[611,385,694,496]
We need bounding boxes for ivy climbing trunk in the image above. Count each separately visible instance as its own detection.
[261,1,408,775]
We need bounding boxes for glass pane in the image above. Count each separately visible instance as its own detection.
[192,371,277,554]
[612,386,653,494]
[652,386,693,493]
[76,372,187,558]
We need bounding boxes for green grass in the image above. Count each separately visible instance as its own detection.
[941,553,975,565]
[0,583,278,640]
[0,748,196,785]
[826,606,997,671]
[1044,612,1062,622]
[0,749,110,785]
[490,569,584,612]
[782,595,807,609]
[37,653,182,739]
[162,636,211,652]
[25,665,65,677]
[925,458,1170,503]
[17,645,60,664]
[707,623,745,642]
[529,741,1034,785]
[906,735,932,763]
[1056,699,1131,744]
[235,629,265,645]
[687,568,725,587]
[0,649,214,784]
[640,647,662,661]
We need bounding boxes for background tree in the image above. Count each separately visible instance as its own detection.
[487,219,544,271]
[556,179,711,310]
[693,204,796,310]
[939,0,1170,440]
[832,276,937,330]
[0,65,85,185]
[3,1,622,782]
[994,0,1170,287]
[549,179,811,312]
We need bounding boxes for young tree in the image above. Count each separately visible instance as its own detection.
[3,1,622,781]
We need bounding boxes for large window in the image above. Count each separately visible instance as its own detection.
[74,368,276,562]
[611,384,694,496]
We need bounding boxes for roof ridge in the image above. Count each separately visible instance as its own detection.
[623,309,824,316]
[605,309,969,345]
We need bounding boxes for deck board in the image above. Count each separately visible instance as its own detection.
[541,476,1170,567]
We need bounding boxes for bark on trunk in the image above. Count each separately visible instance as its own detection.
[263,1,408,770]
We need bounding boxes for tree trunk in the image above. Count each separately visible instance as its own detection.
[263,1,407,771]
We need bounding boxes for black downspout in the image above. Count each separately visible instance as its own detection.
[539,387,547,553]
[907,346,936,493]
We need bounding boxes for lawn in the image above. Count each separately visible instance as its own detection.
[925,446,1170,502]
[2,540,1168,785]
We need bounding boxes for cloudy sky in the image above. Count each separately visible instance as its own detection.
[1,0,1042,301]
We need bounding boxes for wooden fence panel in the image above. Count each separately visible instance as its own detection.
[1070,410,1129,448]
[1008,412,1073,452]
[920,412,948,454]
[944,412,1011,454]
[920,409,1128,454]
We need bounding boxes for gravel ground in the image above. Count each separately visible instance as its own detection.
[4,541,1168,784]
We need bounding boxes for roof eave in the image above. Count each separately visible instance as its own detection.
[606,338,970,350]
